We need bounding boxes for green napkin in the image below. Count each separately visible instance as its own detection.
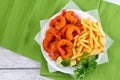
[0,0,120,80]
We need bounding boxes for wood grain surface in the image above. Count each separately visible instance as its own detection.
[0,47,52,80]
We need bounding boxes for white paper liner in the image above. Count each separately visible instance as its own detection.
[35,0,113,75]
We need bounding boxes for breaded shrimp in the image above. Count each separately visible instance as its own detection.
[65,11,78,24]
[49,15,66,30]
[66,25,81,41]
[43,28,61,53]
[57,39,73,59]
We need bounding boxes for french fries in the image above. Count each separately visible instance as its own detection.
[72,17,105,60]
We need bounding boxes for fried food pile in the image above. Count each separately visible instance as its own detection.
[42,10,104,65]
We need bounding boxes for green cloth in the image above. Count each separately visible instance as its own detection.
[0,0,120,80]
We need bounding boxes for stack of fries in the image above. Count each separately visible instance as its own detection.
[72,17,105,60]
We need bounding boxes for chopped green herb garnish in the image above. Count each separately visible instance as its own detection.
[74,55,98,80]
[83,52,89,57]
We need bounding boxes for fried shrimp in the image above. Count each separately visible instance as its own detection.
[49,15,66,30]
[57,39,73,59]
[75,20,82,30]
[46,27,61,40]
[43,28,61,53]
[65,11,78,24]
[61,24,70,38]
[49,41,57,52]
[49,41,60,60]
[66,25,81,41]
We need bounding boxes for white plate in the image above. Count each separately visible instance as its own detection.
[40,9,99,75]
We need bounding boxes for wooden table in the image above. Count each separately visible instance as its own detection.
[0,47,51,80]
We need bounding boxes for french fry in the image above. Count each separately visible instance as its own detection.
[72,48,76,55]
[74,35,79,39]
[90,22,99,33]
[98,37,104,47]
[79,32,88,39]
[92,49,101,55]
[92,31,101,47]
[83,26,87,32]
[74,38,78,47]
[72,53,82,60]
[76,45,83,54]
[80,42,91,50]
[90,49,97,55]
[90,28,93,48]
[81,39,89,43]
